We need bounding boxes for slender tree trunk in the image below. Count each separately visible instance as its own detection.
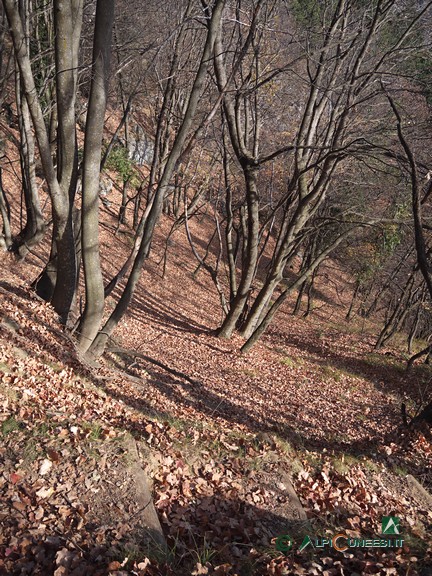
[217,165,260,337]
[346,279,361,321]
[223,120,237,303]
[303,272,317,318]
[88,0,226,358]
[240,197,314,339]
[100,95,132,171]
[77,0,115,354]
[0,168,12,250]
[12,2,44,257]
[407,301,422,354]
[293,280,307,316]
[118,179,129,226]
[375,272,415,349]
[2,0,80,323]
[241,227,354,353]
[103,0,194,295]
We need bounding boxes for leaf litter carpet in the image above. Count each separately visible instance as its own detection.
[0,213,431,575]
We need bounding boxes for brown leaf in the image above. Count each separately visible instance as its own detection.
[10,472,23,484]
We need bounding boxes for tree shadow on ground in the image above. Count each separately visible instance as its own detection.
[266,323,432,406]
[126,288,210,333]
[2,275,428,481]
[2,278,423,489]
[2,279,431,575]
[6,484,427,576]
[0,281,32,300]
[95,347,430,489]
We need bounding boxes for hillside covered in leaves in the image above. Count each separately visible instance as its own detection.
[1,205,432,574]
[1,0,432,574]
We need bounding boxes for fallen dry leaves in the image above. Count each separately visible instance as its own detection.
[1,194,431,575]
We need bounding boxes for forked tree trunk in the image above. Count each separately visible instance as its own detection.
[3,0,82,324]
[240,197,317,340]
[212,5,264,337]
[375,271,416,349]
[217,165,260,337]
[8,1,45,257]
[51,0,83,322]
[241,227,355,353]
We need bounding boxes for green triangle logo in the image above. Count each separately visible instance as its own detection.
[298,535,314,552]
[382,516,401,535]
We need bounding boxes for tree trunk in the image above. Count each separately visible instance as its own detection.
[407,301,422,354]
[346,279,361,321]
[240,198,313,340]
[0,168,12,250]
[217,165,260,337]
[14,53,45,257]
[293,280,307,316]
[242,227,355,353]
[51,0,83,321]
[10,1,45,257]
[88,0,226,358]
[375,272,415,349]
[77,0,115,355]
[2,0,80,323]
[223,120,237,303]
[212,6,264,337]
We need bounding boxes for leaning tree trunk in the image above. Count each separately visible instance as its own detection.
[387,93,432,403]
[241,226,355,353]
[407,292,425,354]
[240,192,316,340]
[0,168,12,250]
[87,0,226,359]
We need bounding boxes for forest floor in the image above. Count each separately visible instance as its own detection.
[1,185,432,575]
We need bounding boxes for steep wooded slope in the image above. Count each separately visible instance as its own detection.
[1,187,431,574]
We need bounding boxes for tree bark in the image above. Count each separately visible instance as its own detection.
[77,0,115,354]
[212,4,264,337]
[0,168,12,250]
[88,0,226,358]
[14,24,45,258]
[217,164,260,337]
[51,0,83,319]
[2,0,80,323]
[241,227,355,353]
